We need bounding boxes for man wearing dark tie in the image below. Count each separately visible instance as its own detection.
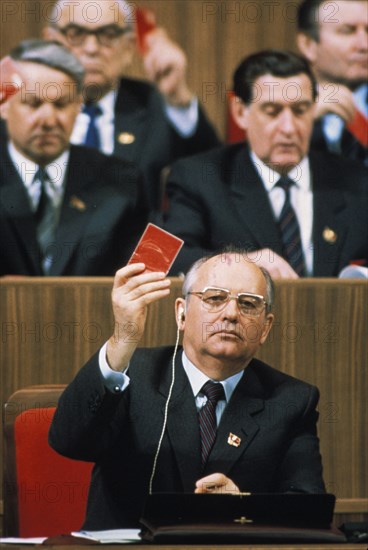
[0,40,148,276]
[44,0,220,213]
[49,251,325,529]
[297,0,368,165]
[163,50,367,278]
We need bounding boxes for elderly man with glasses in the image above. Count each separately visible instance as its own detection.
[43,0,219,214]
[50,250,325,530]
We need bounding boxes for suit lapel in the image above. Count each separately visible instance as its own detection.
[113,84,150,163]
[229,146,283,254]
[0,149,41,273]
[205,362,265,476]
[310,154,347,276]
[49,147,96,274]
[160,351,202,491]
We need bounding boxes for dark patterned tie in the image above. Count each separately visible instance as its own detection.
[83,104,102,149]
[276,176,306,277]
[198,381,225,467]
[34,167,56,274]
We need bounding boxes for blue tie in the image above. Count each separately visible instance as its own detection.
[276,176,306,277]
[83,104,102,149]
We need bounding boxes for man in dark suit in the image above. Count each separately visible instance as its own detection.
[44,0,220,212]
[49,252,325,529]
[297,0,368,165]
[0,40,148,276]
[164,50,368,278]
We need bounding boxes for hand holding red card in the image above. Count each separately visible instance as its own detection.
[0,56,22,104]
[127,224,183,275]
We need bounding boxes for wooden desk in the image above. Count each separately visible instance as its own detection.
[0,544,365,549]
[1,278,367,523]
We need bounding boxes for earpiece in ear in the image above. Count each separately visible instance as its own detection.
[178,307,185,321]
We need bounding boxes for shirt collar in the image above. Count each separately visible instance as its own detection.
[7,141,70,191]
[181,350,244,403]
[250,150,311,192]
[95,90,115,120]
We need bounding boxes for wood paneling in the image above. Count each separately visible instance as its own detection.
[0,0,303,138]
[1,278,367,524]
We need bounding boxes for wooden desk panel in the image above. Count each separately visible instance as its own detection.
[0,544,365,550]
[1,278,367,521]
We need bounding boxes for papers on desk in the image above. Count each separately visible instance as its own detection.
[0,538,47,544]
[71,529,141,543]
[0,530,141,545]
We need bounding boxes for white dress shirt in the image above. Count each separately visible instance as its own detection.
[70,90,199,154]
[99,346,244,425]
[250,151,314,276]
[7,142,69,218]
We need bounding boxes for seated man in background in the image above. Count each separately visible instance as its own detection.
[44,0,220,213]
[297,0,367,164]
[0,39,148,276]
[163,49,367,278]
[49,251,325,529]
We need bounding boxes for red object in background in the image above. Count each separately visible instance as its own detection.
[128,223,184,275]
[15,408,93,537]
[135,6,157,55]
[0,56,22,104]
[347,109,368,147]
[226,91,245,144]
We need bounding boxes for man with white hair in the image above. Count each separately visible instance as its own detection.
[44,0,219,212]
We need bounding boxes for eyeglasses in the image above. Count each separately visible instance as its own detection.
[187,287,268,316]
[53,24,133,47]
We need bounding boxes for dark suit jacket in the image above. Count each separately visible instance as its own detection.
[163,143,368,276]
[0,144,149,276]
[49,346,325,529]
[111,78,220,211]
[311,119,367,166]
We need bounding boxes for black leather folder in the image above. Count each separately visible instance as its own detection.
[140,493,347,543]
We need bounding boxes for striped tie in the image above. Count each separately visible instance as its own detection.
[198,381,225,468]
[276,176,306,277]
[35,167,56,274]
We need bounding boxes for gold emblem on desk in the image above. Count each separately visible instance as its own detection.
[322,227,337,244]
[234,516,253,524]
[69,195,87,211]
[227,432,241,447]
[118,132,135,145]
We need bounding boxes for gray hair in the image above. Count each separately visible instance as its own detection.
[182,249,275,313]
[10,39,85,93]
[49,0,135,31]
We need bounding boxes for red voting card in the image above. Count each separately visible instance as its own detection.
[0,56,22,104]
[127,223,184,274]
[135,6,157,55]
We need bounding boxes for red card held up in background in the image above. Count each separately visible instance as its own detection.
[127,224,184,275]
[135,6,157,55]
[0,56,23,104]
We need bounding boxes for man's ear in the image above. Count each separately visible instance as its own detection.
[175,298,186,331]
[259,313,274,345]
[297,32,318,64]
[42,26,56,41]
[229,94,249,132]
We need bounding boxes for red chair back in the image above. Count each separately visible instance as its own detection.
[4,385,93,537]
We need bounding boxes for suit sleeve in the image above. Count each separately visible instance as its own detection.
[167,102,221,157]
[163,159,213,274]
[273,385,326,493]
[49,353,129,463]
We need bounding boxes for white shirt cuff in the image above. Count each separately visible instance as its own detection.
[98,342,130,393]
[164,96,199,137]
